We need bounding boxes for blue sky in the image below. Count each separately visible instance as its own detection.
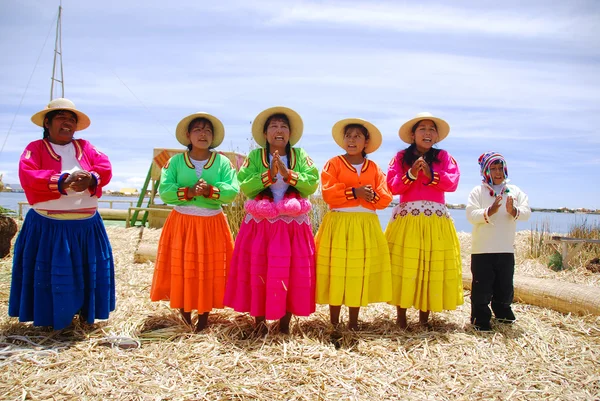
[1,0,599,209]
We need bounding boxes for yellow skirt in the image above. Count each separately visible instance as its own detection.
[385,210,463,312]
[315,211,391,307]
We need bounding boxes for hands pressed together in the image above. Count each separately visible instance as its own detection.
[410,156,432,180]
[269,150,289,181]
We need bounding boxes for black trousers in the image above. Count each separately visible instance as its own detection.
[470,253,515,326]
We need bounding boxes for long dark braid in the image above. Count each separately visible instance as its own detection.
[265,141,292,169]
[259,114,294,199]
[401,121,441,168]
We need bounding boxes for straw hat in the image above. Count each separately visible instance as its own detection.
[331,118,382,154]
[175,112,225,147]
[31,98,91,131]
[251,106,303,147]
[398,112,450,144]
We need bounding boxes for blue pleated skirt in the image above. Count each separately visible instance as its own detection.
[8,209,116,329]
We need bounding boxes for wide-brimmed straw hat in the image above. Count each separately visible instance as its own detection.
[332,118,382,154]
[251,106,303,147]
[398,112,450,144]
[176,112,225,147]
[31,98,91,131]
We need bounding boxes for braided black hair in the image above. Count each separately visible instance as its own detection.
[401,120,441,168]
[259,113,294,198]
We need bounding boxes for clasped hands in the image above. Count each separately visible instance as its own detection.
[354,185,375,202]
[269,150,289,181]
[188,179,211,198]
[410,156,432,180]
[60,170,94,193]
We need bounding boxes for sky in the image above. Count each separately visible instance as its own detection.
[0,0,599,209]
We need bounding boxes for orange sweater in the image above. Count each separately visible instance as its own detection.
[321,156,392,210]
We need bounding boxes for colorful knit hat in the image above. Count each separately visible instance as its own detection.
[478,151,508,186]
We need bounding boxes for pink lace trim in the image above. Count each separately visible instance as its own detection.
[244,213,311,225]
[244,196,312,220]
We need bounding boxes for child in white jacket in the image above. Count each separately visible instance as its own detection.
[466,152,531,331]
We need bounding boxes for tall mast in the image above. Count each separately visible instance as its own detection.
[50,3,64,100]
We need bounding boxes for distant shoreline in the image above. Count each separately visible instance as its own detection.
[398,202,600,215]
[1,190,598,214]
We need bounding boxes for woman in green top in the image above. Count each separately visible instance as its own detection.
[150,112,239,331]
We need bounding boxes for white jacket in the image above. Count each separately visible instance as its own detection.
[466,183,531,254]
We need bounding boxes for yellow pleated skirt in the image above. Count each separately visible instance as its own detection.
[385,209,463,312]
[315,211,392,307]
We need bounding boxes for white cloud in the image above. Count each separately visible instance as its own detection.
[0,1,599,208]
[270,3,586,39]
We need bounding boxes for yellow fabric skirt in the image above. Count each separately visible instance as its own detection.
[150,210,234,313]
[385,211,463,312]
[315,211,392,307]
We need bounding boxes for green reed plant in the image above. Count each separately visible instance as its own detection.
[223,192,248,240]
[0,206,16,217]
[309,194,329,235]
[527,219,552,259]
[566,219,600,267]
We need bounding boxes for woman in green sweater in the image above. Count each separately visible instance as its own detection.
[150,112,239,331]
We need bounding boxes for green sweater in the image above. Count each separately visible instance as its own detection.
[159,151,239,209]
[239,147,319,199]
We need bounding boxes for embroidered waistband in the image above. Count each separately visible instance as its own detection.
[34,208,97,220]
[391,200,450,220]
[174,205,223,217]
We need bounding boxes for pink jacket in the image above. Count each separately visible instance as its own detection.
[19,138,112,205]
[387,149,460,204]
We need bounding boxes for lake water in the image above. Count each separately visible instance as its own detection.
[1,191,597,234]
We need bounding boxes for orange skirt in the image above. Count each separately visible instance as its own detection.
[150,210,234,313]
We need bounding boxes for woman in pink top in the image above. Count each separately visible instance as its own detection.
[385,112,463,329]
[9,98,115,330]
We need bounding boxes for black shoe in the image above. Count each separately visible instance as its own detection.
[492,304,515,323]
[473,324,492,332]
[494,309,516,324]
[471,316,492,332]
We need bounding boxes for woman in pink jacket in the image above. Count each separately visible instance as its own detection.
[385,112,463,329]
[9,98,115,330]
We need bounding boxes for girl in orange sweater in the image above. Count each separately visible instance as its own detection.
[315,118,393,330]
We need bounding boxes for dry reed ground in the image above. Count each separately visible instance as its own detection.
[1,228,599,400]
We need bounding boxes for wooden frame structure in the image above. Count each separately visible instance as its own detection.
[548,236,600,269]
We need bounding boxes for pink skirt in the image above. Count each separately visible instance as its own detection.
[223,214,316,320]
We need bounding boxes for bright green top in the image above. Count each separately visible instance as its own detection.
[159,151,239,209]
[239,147,319,199]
